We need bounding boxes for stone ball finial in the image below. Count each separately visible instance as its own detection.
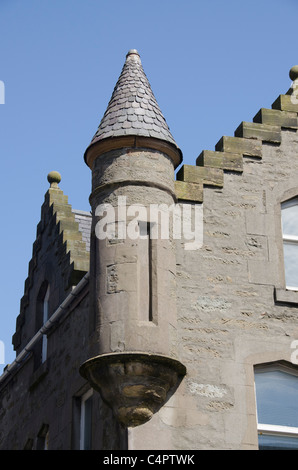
[126,49,139,57]
[289,65,298,81]
[47,171,61,187]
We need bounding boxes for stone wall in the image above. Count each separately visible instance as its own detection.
[129,90,298,449]
[0,289,127,449]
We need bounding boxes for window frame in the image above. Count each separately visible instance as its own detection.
[254,362,298,449]
[281,198,298,291]
[79,389,93,450]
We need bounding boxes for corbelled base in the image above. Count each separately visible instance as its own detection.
[79,352,186,427]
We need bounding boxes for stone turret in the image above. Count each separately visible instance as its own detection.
[80,50,186,427]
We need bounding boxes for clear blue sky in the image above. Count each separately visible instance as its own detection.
[0,0,297,371]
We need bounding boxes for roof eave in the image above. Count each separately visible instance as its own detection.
[84,134,183,169]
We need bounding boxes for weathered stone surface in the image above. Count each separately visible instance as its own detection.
[234,121,281,143]
[253,107,298,129]
[175,180,203,202]
[176,164,223,187]
[80,352,186,427]
[174,128,298,450]
[196,150,243,172]
[215,136,262,158]
[272,93,298,113]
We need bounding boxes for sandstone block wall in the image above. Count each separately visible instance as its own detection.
[129,91,298,450]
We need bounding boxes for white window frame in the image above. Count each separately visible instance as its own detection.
[255,363,298,448]
[258,423,298,437]
[79,389,93,450]
[281,198,298,291]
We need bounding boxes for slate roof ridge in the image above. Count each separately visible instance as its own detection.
[90,49,179,149]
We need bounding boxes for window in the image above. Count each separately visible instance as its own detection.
[34,281,50,368]
[281,198,298,290]
[72,389,94,450]
[80,389,93,450]
[36,424,49,450]
[138,221,154,322]
[41,284,50,363]
[254,363,298,450]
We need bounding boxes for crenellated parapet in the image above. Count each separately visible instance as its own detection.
[175,66,298,203]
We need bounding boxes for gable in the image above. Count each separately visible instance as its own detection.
[12,174,90,354]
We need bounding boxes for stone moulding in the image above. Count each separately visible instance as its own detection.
[84,135,182,170]
[89,178,177,206]
[79,352,186,427]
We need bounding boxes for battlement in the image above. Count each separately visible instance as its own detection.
[175,69,298,203]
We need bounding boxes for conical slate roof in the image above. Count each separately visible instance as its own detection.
[90,49,179,149]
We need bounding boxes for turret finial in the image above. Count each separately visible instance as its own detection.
[126,49,140,57]
[125,49,141,63]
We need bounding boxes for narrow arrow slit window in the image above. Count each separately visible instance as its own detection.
[138,221,154,322]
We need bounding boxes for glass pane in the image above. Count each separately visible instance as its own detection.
[255,370,298,427]
[83,395,92,450]
[282,200,298,236]
[283,242,298,288]
[259,434,298,450]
